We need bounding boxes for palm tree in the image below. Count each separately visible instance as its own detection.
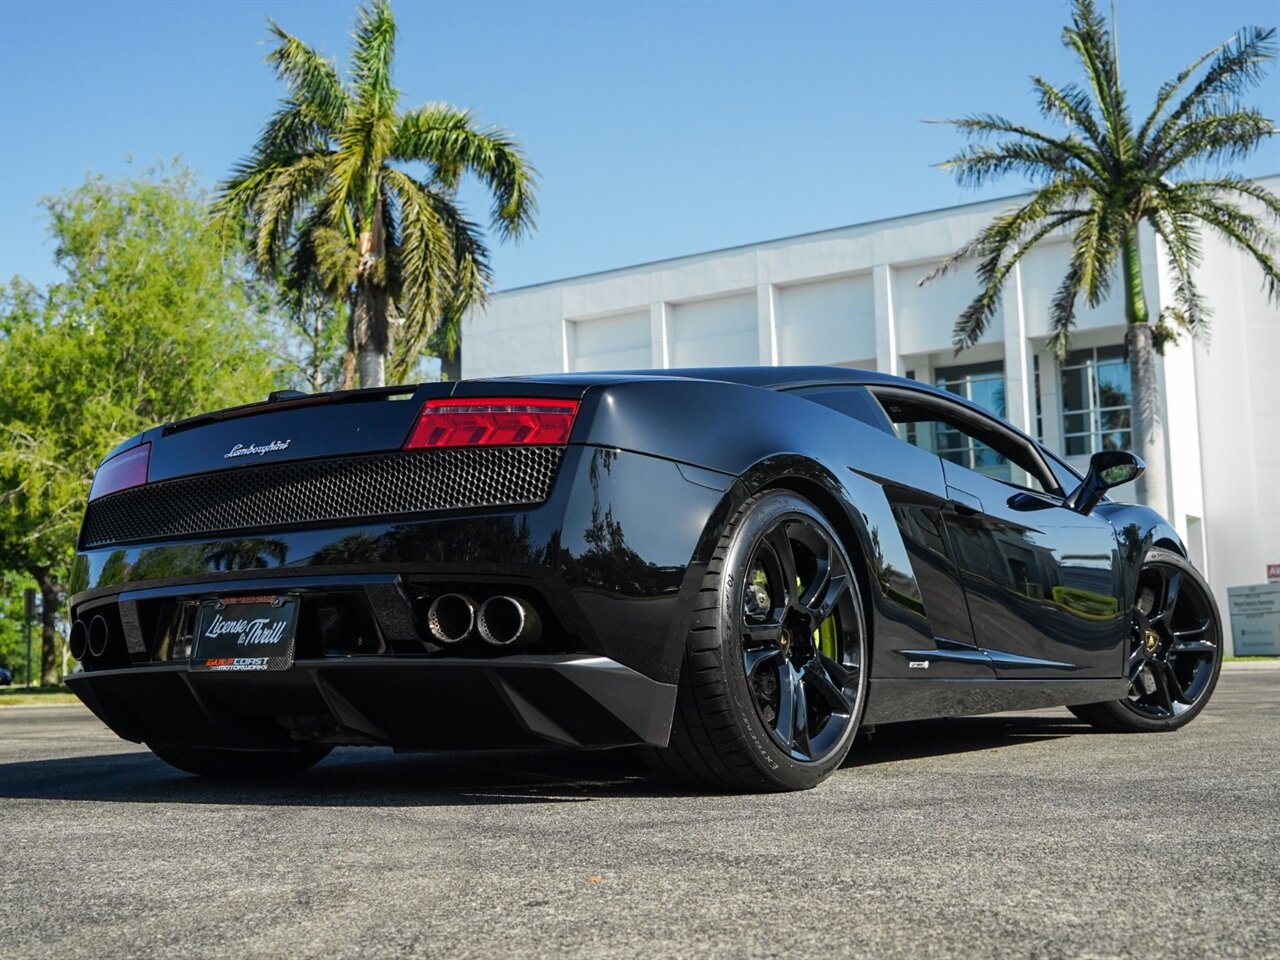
[214,0,536,387]
[930,0,1277,512]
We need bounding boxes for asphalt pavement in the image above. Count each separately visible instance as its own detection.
[1,665,1277,960]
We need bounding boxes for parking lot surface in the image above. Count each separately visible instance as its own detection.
[1,666,1276,959]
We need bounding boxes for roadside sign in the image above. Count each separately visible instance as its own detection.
[1227,583,1280,657]
[1268,564,1280,584]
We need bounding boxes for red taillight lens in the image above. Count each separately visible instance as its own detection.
[405,398,580,449]
[88,443,150,501]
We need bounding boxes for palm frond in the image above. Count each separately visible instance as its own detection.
[949,210,1084,350]
[928,173,1093,284]
[1062,0,1132,162]
[932,113,1107,180]
[250,155,332,272]
[1135,38,1231,151]
[381,168,455,338]
[393,104,538,237]
[1171,176,1280,220]
[1145,207,1209,337]
[1070,199,1122,310]
[1047,265,1084,359]
[1164,190,1280,300]
[1032,77,1109,158]
[1151,109,1277,175]
[939,139,1097,188]
[350,0,398,118]
[265,21,348,131]
[1147,26,1277,156]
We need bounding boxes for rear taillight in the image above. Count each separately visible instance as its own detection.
[405,398,580,449]
[88,443,150,501]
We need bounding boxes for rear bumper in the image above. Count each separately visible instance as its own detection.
[67,654,677,751]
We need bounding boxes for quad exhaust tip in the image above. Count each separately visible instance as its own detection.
[427,593,476,645]
[69,619,89,661]
[87,615,111,659]
[477,596,541,648]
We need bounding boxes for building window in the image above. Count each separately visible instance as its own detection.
[1060,346,1131,456]
[933,361,1010,480]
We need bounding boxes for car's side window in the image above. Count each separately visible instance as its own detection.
[790,386,896,434]
[871,389,1060,496]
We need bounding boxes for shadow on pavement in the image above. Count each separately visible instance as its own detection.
[0,712,1092,806]
[848,713,1092,768]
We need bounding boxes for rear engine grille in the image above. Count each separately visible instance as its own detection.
[80,446,564,549]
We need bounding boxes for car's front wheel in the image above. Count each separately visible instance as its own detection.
[147,743,333,778]
[1070,547,1223,733]
[643,490,868,791]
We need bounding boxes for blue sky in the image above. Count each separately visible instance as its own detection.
[1,0,1277,293]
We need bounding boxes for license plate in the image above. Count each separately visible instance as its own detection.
[190,595,298,672]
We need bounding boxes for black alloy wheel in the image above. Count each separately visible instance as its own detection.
[740,513,862,763]
[642,490,868,791]
[1071,547,1222,733]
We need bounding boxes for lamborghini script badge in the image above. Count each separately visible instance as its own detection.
[224,439,292,460]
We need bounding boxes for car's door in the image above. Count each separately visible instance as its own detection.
[869,386,1128,679]
[793,386,996,680]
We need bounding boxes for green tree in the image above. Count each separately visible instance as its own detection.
[0,167,276,682]
[270,272,349,394]
[213,0,537,388]
[931,0,1278,512]
[0,573,38,684]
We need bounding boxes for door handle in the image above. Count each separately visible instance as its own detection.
[944,486,983,516]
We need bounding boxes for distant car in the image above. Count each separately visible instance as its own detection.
[64,367,1222,790]
[0,666,12,686]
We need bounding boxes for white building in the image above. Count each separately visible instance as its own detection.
[463,177,1280,654]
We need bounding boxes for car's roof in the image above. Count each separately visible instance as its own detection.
[492,365,918,391]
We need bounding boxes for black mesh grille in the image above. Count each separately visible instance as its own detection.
[80,446,565,549]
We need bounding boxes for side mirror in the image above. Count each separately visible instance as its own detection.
[1065,450,1145,514]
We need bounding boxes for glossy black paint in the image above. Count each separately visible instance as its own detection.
[68,365,1185,755]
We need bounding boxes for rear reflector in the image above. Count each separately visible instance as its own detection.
[89,443,150,501]
[405,398,580,450]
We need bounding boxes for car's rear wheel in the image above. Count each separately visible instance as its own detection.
[1070,548,1222,733]
[642,490,868,791]
[147,743,333,778]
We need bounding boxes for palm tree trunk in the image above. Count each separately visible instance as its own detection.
[353,211,389,389]
[441,347,461,382]
[1122,227,1168,515]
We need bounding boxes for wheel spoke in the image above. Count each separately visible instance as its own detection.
[1169,639,1215,657]
[1151,661,1177,714]
[1172,618,1212,639]
[743,645,782,678]
[743,620,783,646]
[773,661,797,747]
[1157,660,1194,705]
[804,658,853,712]
[764,524,798,604]
[805,572,849,624]
[820,652,857,691]
[789,666,811,757]
[1152,570,1183,624]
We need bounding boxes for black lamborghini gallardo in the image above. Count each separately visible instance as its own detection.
[66,366,1223,790]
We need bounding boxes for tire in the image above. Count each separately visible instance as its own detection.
[642,490,869,792]
[147,742,333,779]
[1069,547,1223,733]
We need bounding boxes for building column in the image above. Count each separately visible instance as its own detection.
[1003,263,1033,432]
[873,264,898,376]
[650,302,669,369]
[757,283,778,365]
[1038,350,1063,453]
